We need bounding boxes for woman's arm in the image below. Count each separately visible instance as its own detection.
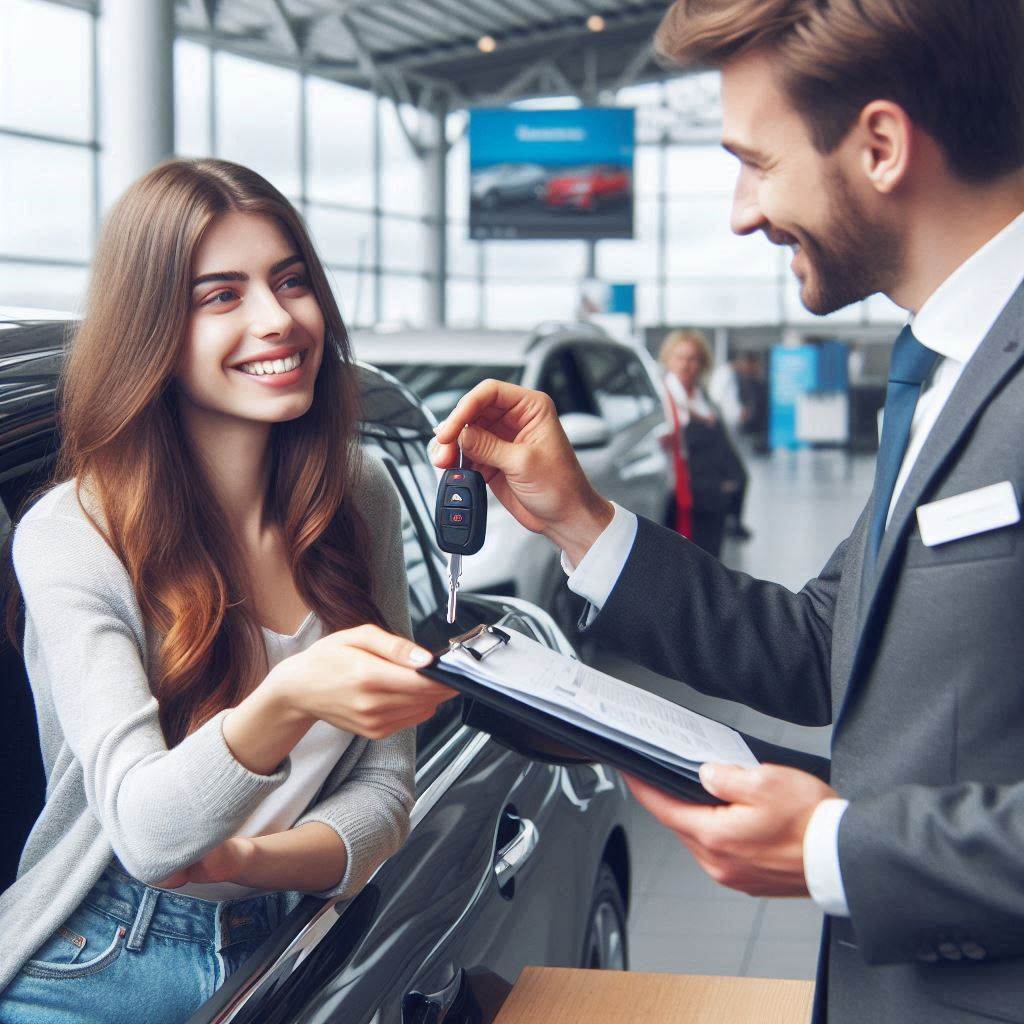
[158,823,348,893]
[14,505,442,885]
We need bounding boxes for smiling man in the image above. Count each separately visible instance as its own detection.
[432,1,1024,1021]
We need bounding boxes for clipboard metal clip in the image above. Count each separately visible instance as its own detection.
[448,623,511,662]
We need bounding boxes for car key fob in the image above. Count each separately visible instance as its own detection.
[434,466,487,556]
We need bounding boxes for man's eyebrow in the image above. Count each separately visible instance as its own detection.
[721,140,767,163]
[191,254,304,289]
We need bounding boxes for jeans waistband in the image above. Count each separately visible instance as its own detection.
[84,863,284,951]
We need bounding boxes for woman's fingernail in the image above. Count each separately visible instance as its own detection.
[409,648,433,666]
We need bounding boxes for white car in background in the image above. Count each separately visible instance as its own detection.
[353,322,673,650]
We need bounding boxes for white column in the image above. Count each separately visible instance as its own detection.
[99,0,175,213]
[423,102,448,327]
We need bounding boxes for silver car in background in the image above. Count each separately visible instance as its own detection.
[352,322,673,650]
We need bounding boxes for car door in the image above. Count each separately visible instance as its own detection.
[572,343,668,523]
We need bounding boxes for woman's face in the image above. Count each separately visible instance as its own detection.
[666,340,704,392]
[177,211,325,427]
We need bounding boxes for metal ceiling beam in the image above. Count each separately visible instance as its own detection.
[350,5,443,49]
[387,1,472,42]
[474,52,565,105]
[375,4,663,71]
[264,0,301,55]
[410,0,495,37]
[610,39,654,93]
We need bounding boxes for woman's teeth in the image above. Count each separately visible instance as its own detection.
[237,352,302,376]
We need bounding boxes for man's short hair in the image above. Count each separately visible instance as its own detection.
[655,0,1024,183]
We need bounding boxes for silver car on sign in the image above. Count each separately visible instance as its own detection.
[352,322,673,651]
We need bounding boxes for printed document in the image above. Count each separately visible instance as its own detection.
[441,627,757,772]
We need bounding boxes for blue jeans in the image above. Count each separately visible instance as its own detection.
[0,862,284,1024]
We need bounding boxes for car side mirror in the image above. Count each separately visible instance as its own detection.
[560,412,611,451]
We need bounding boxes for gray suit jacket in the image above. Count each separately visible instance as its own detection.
[584,281,1024,1024]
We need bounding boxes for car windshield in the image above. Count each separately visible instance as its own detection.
[379,363,524,421]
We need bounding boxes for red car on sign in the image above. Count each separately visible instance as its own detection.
[543,165,631,211]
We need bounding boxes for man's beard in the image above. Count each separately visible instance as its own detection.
[794,170,903,316]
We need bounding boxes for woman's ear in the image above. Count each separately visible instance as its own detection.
[856,100,913,196]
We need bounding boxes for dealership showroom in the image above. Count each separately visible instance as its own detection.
[3,0,1022,1022]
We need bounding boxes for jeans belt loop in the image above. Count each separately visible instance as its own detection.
[126,886,160,952]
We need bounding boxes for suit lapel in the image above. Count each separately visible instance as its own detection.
[838,282,1024,721]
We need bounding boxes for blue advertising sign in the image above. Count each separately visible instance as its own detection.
[769,346,817,450]
[469,107,635,241]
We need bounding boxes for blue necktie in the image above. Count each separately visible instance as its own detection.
[866,325,939,564]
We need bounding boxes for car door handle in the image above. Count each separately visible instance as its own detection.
[493,815,539,889]
[403,969,464,1024]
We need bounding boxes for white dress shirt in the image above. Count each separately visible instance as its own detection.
[562,210,1024,917]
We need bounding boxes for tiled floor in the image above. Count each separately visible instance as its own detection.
[595,446,875,980]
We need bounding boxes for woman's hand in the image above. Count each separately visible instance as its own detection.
[223,624,455,777]
[156,837,257,889]
[269,624,457,740]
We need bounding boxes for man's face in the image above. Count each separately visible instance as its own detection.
[718,49,901,315]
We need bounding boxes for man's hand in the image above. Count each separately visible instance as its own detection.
[626,763,839,898]
[430,380,613,565]
[156,837,257,889]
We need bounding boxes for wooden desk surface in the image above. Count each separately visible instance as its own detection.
[493,968,814,1024]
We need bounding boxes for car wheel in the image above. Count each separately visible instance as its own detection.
[581,863,629,970]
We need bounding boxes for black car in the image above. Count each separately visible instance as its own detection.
[0,319,632,1024]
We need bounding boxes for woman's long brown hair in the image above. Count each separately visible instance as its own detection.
[6,158,386,746]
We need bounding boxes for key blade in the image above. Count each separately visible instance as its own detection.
[446,553,462,624]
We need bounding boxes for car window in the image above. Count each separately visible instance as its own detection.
[379,363,524,422]
[574,345,656,429]
[537,348,596,417]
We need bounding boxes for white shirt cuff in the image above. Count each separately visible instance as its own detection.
[803,797,851,917]
[559,503,639,613]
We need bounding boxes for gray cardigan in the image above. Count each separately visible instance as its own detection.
[0,454,415,993]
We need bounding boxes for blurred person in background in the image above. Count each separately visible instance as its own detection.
[709,350,755,539]
[660,329,747,557]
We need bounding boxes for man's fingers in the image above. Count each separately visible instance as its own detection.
[625,774,723,837]
[459,424,520,473]
[698,762,758,803]
[434,379,536,444]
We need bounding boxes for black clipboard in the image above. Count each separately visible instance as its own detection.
[419,625,830,806]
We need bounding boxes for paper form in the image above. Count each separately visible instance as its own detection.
[441,627,757,771]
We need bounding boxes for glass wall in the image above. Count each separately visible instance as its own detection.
[1,5,902,333]
[0,0,96,312]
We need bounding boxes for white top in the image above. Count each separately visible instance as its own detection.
[563,209,1024,918]
[664,372,714,426]
[708,363,744,429]
[178,611,356,900]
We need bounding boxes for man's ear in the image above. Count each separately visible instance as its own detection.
[855,100,913,195]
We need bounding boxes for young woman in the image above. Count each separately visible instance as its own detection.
[0,158,455,1023]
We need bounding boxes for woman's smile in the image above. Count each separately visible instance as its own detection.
[229,346,309,388]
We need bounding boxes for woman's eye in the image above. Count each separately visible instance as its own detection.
[204,289,238,306]
[279,274,310,291]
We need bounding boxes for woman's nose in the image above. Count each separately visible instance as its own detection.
[249,287,293,339]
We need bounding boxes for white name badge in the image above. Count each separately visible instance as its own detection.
[916,481,1021,548]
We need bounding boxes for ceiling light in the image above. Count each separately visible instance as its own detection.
[477,35,497,53]
[587,14,606,31]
